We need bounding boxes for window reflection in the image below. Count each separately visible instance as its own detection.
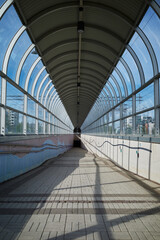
[139,7,160,71]
[6,82,24,112]
[7,31,31,81]
[136,83,154,112]
[27,97,35,116]
[136,110,155,135]
[27,117,35,134]
[123,117,132,134]
[0,0,6,7]
[123,98,132,117]
[0,6,22,70]
[129,32,153,82]
[38,120,43,134]
[114,106,120,121]
[5,109,23,134]
[114,121,120,134]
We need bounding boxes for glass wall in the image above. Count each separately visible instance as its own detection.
[81,2,160,137]
[0,3,73,136]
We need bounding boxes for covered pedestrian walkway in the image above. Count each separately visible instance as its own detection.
[0,0,160,239]
[0,148,160,240]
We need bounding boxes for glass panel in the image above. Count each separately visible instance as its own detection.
[129,32,153,82]
[50,114,54,124]
[27,116,35,134]
[28,61,43,94]
[114,106,120,121]
[104,125,108,134]
[38,120,43,134]
[51,124,54,134]
[108,77,120,102]
[123,98,132,117]
[136,110,155,135]
[0,78,1,103]
[117,61,132,95]
[139,7,160,72]
[6,82,23,112]
[109,111,112,122]
[38,105,44,120]
[114,121,120,134]
[108,123,112,134]
[0,6,22,70]
[5,109,23,134]
[41,82,52,105]
[103,88,112,107]
[34,70,47,97]
[27,97,35,116]
[0,0,6,7]
[122,49,141,89]
[45,111,49,122]
[38,77,50,101]
[45,123,49,134]
[7,31,31,81]
[19,48,38,88]
[106,84,116,105]
[136,83,154,112]
[155,0,160,6]
[123,117,132,134]
[104,114,107,124]
[112,70,125,99]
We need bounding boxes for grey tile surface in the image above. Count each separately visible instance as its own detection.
[0,148,160,240]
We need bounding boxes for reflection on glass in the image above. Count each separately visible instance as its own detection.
[34,70,47,97]
[19,48,38,88]
[108,123,112,134]
[7,31,31,81]
[129,32,153,82]
[136,83,154,112]
[6,82,24,112]
[109,111,112,122]
[45,111,49,122]
[155,0,160,6]
[38,120,43,134]
[139,7,160,72]
[5,109,23,134]
[0,6,22,70]
[28,61,43,94]
[38,77,50,102]
[105,85,115,106]
[123,117,132,134]
[45,123,49,134]
[112,70,125,99]
[108,77,120,102]
[51,124,54,134]
[123,98,132,117]
[38,106,44,120]
[122,49,141,89]
[27,97,35,116]
[114,106,120,121]
[0,78,1,103]
[27,117,35,134]
[0,0,6,7]
[136,110,155,135]
[114,121,120,134]
[117,61,132,95]
[104,114,107,124]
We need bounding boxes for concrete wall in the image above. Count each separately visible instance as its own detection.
[81,134,160,184]
[0,134,73,183]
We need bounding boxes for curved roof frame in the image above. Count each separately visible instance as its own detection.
[1,1,159,130]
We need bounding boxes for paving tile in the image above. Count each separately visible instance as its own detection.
[0,148,159,240]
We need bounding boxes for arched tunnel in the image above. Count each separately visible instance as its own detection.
[0,1,160,239]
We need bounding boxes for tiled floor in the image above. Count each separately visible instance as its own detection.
[0,148,160,240]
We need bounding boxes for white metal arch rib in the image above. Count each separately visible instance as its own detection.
[31,66,46,96]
